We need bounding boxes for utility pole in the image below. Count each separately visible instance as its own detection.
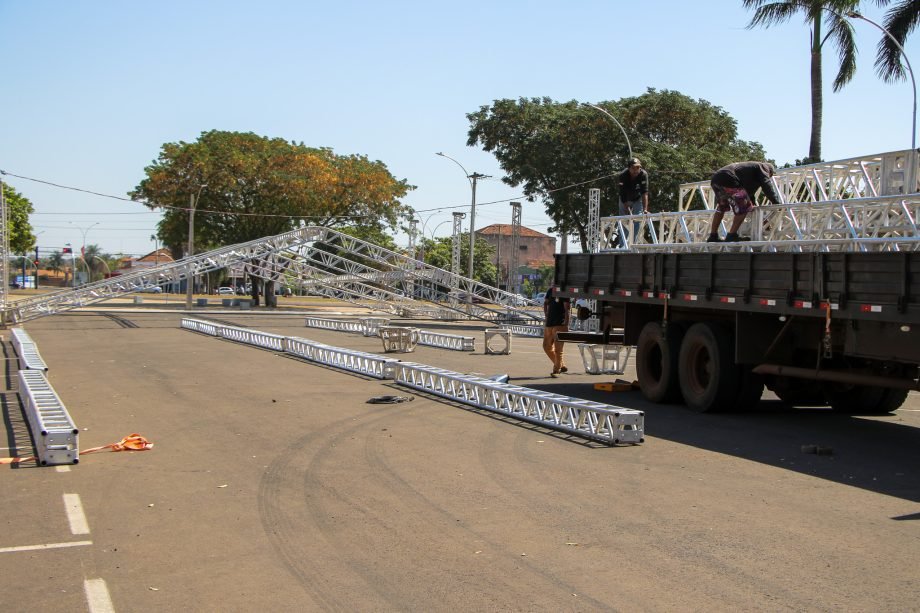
[185,185,207,310]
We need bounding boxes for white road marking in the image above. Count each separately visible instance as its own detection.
[63,493,90,535]
[84,578,115,613]
[0,540,92,553]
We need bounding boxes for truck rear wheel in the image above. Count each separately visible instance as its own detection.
[636,321,684,403]
[678,322,740,412]
[826,385,908,414]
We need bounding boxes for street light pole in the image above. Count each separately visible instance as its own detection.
[584,103,634,160]
[435,152,490,286]
[185,185,208,310]
[69,222,98,286]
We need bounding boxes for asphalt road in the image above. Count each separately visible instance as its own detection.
[2,306,919,611]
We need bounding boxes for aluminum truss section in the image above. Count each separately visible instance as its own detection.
[391,362,644,445]
[10,327,48,371]
[5,225,542,325]
[304,317,366,334]
[181,318,397,379]
[678,149,919,211]
[507,324,543,338]
[509,201,522,293]
[181,318,643,446]
[18,369,79,465]
[599,195,920,252]
[305,316,475,351]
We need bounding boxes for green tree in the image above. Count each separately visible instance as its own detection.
[131,130,414,305]
[875,0,920,83]
[743,0,885,163]
[47,251,65,278]
[420,234,497,284]
[1,182,36,254]
[467,91,765,251]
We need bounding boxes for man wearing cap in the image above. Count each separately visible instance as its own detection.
[617,158,649,247]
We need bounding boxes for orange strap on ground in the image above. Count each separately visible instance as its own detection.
[1,433,153,465]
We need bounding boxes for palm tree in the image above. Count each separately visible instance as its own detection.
[875,0,920,82]
[743,0,882,163]
[82,244,103,281]
[47,251,64,278]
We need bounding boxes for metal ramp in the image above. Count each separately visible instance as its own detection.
[3,226,543,325]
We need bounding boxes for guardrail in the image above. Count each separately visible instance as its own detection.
[18,369,79,465]
[10,327,48,371]
[180,318,644,446]
[391,362,643,445]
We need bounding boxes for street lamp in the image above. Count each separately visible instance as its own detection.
[584,103,634,161]
[435,152,490,287]
[185,184,208,309]
[92,255,111,278]
[846,11,917,181]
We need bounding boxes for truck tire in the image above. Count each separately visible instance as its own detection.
[678,322,740,413]
[826,385,908,414]
[636,321,684,403]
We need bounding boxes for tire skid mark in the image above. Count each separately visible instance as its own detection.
[258,408,405,611]
[358,410,613,610]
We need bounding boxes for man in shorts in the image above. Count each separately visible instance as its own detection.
[706,161,782,242]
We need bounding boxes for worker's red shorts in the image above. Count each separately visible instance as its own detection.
[713,185,754,214]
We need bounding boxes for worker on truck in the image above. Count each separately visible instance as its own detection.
[705,161,782,242]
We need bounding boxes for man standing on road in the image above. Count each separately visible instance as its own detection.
[617,157,650,248]
[543,287,570,377]
[706,161,782,242]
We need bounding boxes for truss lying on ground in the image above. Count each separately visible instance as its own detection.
[3,226,543,325]
[181,318,644,446]
[601,194,920,253]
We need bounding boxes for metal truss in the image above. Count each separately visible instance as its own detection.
[304,316,475,351]
[587,188,600,253]
[507,324,543,338]
[11,327,48,371]
[182,318,397,379]
[678,149,920,211]
[4,226,543,325]
[600,195,920,253]
[18,369,79,465]
[391,362,643,445]
[181,318,643,446]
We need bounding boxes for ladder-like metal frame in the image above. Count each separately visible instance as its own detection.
[678,149,920,211]
[601,194,920,253]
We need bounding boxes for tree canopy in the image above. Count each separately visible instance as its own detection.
[466,90,766,251]
[1,182,36,254]
[130,130,415,257]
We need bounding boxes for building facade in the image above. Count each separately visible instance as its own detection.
[476,224,556,292]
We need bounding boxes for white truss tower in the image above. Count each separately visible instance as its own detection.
[509,201,521,293]
[587,188,600,253]
[0,178,8,317]
[451,212,464,278]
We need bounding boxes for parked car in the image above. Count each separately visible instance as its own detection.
[534,292,547,302]
[217,287,235,295]
[139,285,162,293]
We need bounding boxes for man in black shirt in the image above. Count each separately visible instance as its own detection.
[617,157,650,247]
[543,287,570,377]
[706,161,782,242]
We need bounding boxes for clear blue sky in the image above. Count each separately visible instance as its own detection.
[1,0,916,257]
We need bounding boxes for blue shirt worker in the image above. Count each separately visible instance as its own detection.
[543,287,571,377]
